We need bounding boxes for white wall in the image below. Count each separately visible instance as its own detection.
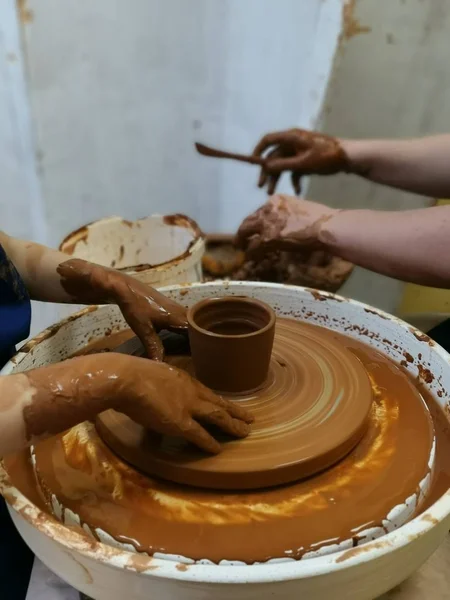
[21,0,341,242]
[0,0,342,334]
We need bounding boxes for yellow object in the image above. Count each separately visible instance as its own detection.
[397,199,450,332]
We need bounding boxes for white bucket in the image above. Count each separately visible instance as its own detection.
[59,214,205,286]
[55,214,205,322]
[2,282,450,600]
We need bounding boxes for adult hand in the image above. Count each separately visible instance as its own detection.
[252,128,349,194]
[236,195,338,255]
[57,259,187,361]
[22,354,253,456]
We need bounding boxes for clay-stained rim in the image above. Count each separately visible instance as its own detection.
[1,282,450,584]
[187,296,276,339]
[59,214,205,274]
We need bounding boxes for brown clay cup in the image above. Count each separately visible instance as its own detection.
[187,296,276,394]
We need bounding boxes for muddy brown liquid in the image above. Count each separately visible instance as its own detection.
[4,322,450,564]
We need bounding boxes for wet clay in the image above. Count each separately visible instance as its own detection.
[202,235,353,293]
[57,258,188,360]
[5,322,438,564]
[97,317,373,490]
[187,297,276,395]
[18,341,251,457]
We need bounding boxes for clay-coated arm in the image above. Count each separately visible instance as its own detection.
[238,196,450,288]
[341,135,450,197]
[0,232,187,359]
[247,129,450,197]
[0,357,114,457]
[0,354,253,458]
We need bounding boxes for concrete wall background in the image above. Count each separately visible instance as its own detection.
[309,0,450,313]
[22,0,341,243]
[0,0,342,334]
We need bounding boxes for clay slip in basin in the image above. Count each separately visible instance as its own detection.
[187,296,276,394]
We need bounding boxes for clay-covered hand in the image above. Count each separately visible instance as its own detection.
[23,354,253,455]
[236,195,338,255]
[57,259,187,361]
[252,128,350,194]
[116,357,254,453]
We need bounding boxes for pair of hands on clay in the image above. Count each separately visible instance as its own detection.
[0,253,252,458]
[57,259,187,362]
[25,354,252,455]
[55,260,253,454]
[236,195,337,256]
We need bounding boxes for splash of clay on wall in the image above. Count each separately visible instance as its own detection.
[341,0,371,40]
[17,0,33,23]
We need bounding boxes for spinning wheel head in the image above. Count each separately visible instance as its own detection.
[98,311,373,491]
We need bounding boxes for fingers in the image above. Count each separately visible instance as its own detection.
[252,130,300,157]
[197,384,254,423]
[253,132,286,157]
[194,402,250,439]
[236,215,263,249]
[143,330,165,361]
[119,304,165,361]
[264,147,284,194]
[258,166,268,189]
[291,171,302,195]
[180,418,222,454]
[245,235,264,257]
[257,147,285,193]
[267,172,281,195]
[264,155,304,174]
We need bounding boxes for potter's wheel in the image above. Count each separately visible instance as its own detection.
[96,319,373,490]
[29,320,436,563]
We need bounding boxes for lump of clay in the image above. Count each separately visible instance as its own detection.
[202,236,354,293]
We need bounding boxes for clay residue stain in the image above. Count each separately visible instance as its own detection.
[386,33,395,45]
[121,220,133,228]
[119,245,125,262]
[403,351,414,364]
[364,308,389,320]
[65,551,93,584]
[309,289,332,302]
[421,513,438,525]
[176,563,189,572]
[118,262,154,273]
[59,225,90,255]
[125,553,157,574]
[17,0,33,23]
[418,365,434,384]
[341,0,371,40]
[410,328,435,346]
[335,540,390,563]
[19,306,98,354]
[163,213,203,240]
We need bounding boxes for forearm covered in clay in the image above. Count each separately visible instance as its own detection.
[320,205,450,287]
[342,135,450,197]
[0,356,116,457]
